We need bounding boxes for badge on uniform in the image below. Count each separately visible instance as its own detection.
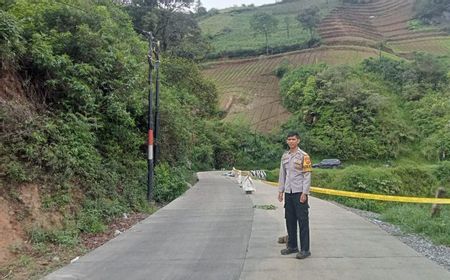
[303,155,312,172]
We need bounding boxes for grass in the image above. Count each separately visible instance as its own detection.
[383,204,450,245]
[199,0,340,55]
[0,245,86,280]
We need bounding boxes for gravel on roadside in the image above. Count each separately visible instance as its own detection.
[331,202,450,272]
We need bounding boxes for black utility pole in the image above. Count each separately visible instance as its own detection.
[154,41,161,164]
[147,32,155,202]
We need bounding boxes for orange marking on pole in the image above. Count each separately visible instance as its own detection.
[148,129,154,145]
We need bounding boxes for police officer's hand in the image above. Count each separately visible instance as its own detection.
[300,193,307,203]
[278,192,284,202]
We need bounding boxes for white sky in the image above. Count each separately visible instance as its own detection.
[201,0,277,10]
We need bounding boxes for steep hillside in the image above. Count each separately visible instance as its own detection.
[1,2,283,277]
[201,0,450,133]
[203,46,394,133]
[0,69,36,266]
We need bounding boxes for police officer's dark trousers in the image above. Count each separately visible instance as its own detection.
[285,192,310,252]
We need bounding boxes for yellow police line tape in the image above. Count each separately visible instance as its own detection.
[262,180,450,204]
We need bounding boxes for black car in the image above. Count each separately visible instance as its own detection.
[312,159,342,169]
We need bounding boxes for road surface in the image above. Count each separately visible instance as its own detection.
[44,172,450,280]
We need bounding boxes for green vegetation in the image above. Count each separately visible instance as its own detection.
[383,204,450,245]
[125,0,211,59]
[268,162,450,244]
[279,55,449,161]
[1,1,450,277]
[269,55,450,244]
[414,0,450,28]
[0,1,281,274]
[0,9,24,66]
[199,0,339,58]
[280,64,411,160]
[249,12,279,55]
[407,19,437,31]
[296,5,320,43]
[312,164,444,197]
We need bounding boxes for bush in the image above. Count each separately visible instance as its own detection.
[29,227,79,247]
[274,59,292,78]
[4,160,29,182]
[313,164,440,196]
[310,163,444,215]
[280,64,412,160]
[336,166,402,194]
[391,165,436,196]
[205,39,320,60]
[363,55,449,91]
[414,0,450,25]
[77,198,125,233]
[265,168,279,182]
[77,211,106,234]
[0,10,24,66]
[154,163,189,203]
[435,161,450,186]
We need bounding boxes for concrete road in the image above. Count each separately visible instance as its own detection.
[241,179,450,280]
[44,172,450,280]
[44,172,253,280]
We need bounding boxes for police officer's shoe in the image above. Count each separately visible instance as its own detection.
[296,251,311,259]
[280,247,298,255]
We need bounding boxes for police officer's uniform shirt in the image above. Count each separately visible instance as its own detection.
[278,148,312,194]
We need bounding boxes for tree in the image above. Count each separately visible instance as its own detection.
[194,0,201,10]
[412,52,448,89]
[415,0,450,25]
[249,12,278,55]
[125,0,195,33]
[194,0,207,16]
[284,16,291,39]
[124,0,208,58]
[376,40,386,60]
[296,6,320,44]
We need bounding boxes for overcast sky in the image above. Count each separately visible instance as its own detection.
[201,0,277,10]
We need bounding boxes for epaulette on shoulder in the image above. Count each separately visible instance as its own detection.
[299,149,308,156]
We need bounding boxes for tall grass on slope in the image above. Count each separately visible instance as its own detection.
[383,204,450,245]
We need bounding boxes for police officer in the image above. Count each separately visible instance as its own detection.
[277,131,312,259]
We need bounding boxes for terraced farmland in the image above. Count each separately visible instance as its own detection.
[389,37,450,56]
[203,46,384,133]
[318,0,449,54]
[202,0,450,133]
